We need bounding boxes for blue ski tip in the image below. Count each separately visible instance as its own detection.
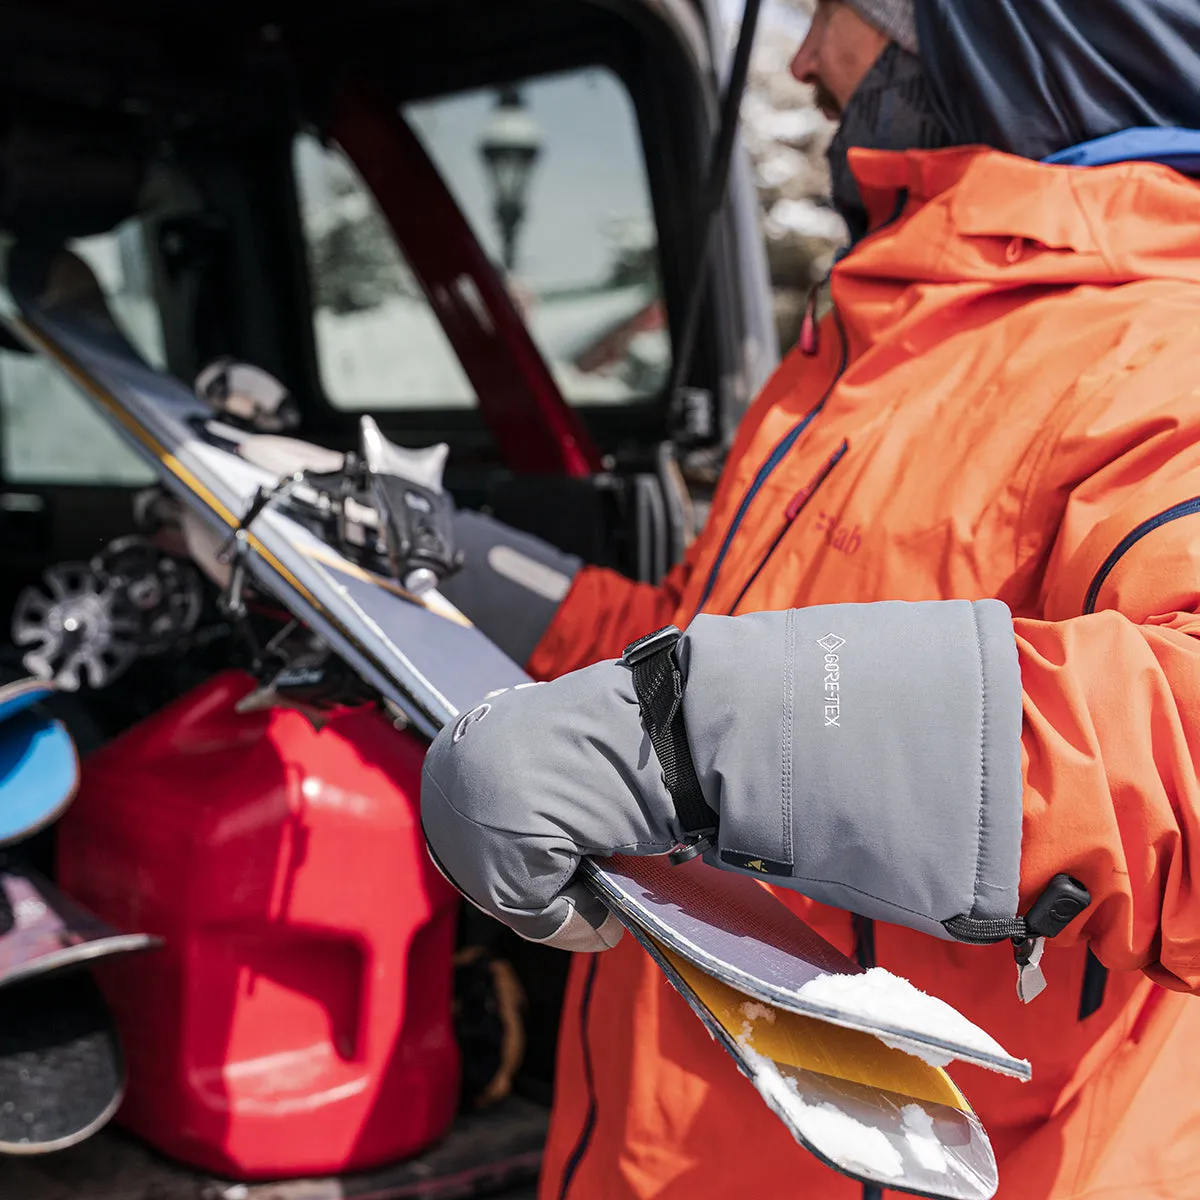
[0,714,79,847]
[0,678,56,727]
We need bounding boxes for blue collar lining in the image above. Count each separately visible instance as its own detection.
[1044,127,1200,177]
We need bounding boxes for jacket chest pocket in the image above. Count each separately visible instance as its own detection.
[712,439,852,618]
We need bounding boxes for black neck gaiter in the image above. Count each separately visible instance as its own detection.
[827,42,953,244]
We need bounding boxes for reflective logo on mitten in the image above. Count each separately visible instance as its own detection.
[452,682,545,742]
[817,634,845,728]
[453,703,492,743]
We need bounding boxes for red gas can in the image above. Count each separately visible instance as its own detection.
[56,671,460,1179]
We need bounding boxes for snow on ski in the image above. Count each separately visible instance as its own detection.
[583,854,1031,1080]
[640,925,1000,1200]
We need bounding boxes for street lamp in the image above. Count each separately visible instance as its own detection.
[478,86,541,272]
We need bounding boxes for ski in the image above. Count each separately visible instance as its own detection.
[0,970,125,1154]
[0,241,527,740]
[0,859,160,991]
[0,679,79,847]
[637,923,999,1199]
[0,678,55,724]
[582,854,1030,1080]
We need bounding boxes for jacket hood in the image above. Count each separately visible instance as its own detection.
[916,0,1200,162]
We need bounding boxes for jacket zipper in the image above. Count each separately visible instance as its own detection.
[1083,497,1200,613]
[557,955,601,1199]
[1078,495,1200,1021]
[727,439,850,615]
[695,309,850,614]
[694,189,910,617]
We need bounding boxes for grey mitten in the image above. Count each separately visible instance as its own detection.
[422,601,1028,954]
[421,661,683,952]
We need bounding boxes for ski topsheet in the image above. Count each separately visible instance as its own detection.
[0,708,78,847]
[0,860,160,992]
[0,678,79,847]
[0,242,527,740]
[0,678,55,725]
[582,855,1031,1081]
[1,238,1018,1195]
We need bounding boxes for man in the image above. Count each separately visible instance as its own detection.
[424,1,1200,1196]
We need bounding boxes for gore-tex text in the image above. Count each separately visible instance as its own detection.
[817,634,845,727]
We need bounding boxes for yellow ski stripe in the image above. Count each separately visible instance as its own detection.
[657,940,968,1111]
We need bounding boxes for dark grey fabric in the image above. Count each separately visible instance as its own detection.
[421,600,1024,951]
[828,43,952,242]
[916,0,1200,161]
[438,511,581,667]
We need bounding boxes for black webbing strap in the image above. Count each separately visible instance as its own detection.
[622,627,718,847]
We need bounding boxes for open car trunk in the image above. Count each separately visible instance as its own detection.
[0,0,775,1193]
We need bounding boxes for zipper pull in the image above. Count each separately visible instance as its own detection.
[799,284,821,357]
[785,441,849,523]
[1014,936,1047,1004]
[785,485,813,522]
[1012,874,1091,1004]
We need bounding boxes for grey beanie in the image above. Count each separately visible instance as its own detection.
[844,0,919,55]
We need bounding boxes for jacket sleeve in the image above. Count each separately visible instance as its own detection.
[525,557,693,680]
[526,346,821,681]
[1016,377,1200,993]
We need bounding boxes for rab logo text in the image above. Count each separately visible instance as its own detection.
[817,634,845,728]
[452,703,492,743]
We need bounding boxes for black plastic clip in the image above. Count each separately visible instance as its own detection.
[622,625,683,666]
[667,837,713,866]
[1023,874,1091,939]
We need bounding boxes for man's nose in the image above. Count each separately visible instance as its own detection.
[790,30,820,85]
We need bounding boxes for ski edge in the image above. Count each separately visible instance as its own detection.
[583,858,1032,1082]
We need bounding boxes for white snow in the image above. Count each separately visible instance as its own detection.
[797,968,1013,1067]
[311,290,664,411]
[902,1104,948,1174]
[755,147,812,190]
[737,1003,905,1182]
[791,1096,906,1180]
[740,1000,777,1025]
[524,284,656,360]
[746,1048,906,1180]
[753,106,828,149]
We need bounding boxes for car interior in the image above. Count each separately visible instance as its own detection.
[0,0,776,1180]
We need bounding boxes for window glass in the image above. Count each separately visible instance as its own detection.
[294,133,477,409]
[297,65,669,411]
[0,220,161,485]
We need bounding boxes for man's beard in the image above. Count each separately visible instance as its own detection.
[826,42,953,244]
[814,79,842,121]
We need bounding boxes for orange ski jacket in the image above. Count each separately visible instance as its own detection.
[528,145,1200,1200]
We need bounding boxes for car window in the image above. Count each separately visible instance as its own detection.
[0,220,161,485]
[296,65,669,412]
